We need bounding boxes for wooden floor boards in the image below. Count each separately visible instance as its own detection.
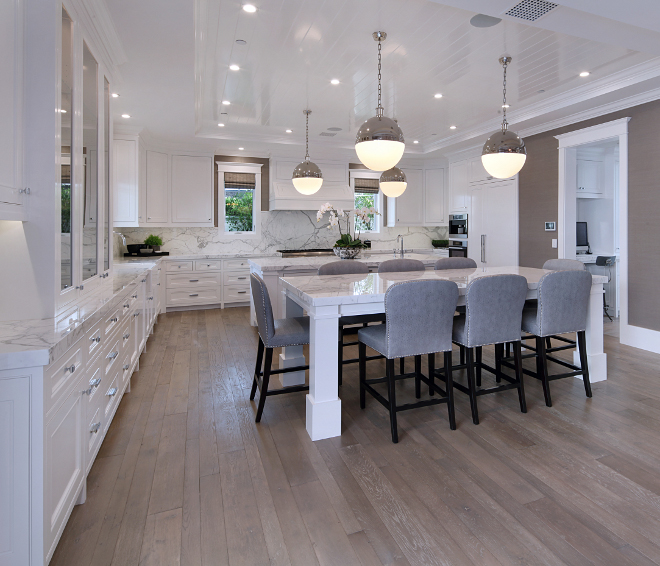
[50,309,660,566]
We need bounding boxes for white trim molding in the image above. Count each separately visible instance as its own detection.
[216,162,263,239]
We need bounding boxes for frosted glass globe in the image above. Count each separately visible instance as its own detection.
[355,140,405,171]
[481,153,527,179]
[292,176,323,195]
[380,181,407,198]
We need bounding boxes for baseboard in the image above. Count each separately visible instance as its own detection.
[620,323,660,354]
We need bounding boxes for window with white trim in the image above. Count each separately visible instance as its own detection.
[217,162,262,237]
[354,177,380,233]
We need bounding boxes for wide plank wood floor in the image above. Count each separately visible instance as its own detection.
[51,308,660,566]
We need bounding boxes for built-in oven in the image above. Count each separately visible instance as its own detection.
[449,213,468,238]
[448,240,468,258]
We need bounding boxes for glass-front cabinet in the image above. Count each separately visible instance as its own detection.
[58,5,113,311]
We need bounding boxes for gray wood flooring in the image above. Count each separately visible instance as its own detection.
[50,308,660,566]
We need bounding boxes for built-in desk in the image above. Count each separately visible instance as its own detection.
[576,254,618,317]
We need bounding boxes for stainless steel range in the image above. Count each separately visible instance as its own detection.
[277,248,335,258]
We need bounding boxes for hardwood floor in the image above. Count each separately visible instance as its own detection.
[50,308,660,566]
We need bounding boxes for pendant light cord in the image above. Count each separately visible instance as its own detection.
[501,59,509,132]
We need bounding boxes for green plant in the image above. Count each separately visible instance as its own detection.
[225,190,254,231]
[335,233,365,248]
[144,234,163,246]
[432,239,449,248]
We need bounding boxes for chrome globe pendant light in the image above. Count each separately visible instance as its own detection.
[292,109,323,195]
[355,31,405,171]
[380,166,407,198]
[481,56,527,179]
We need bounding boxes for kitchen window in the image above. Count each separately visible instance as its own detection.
[354,177,380,233]
[217,162,263,237]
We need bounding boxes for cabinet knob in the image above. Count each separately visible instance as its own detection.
[123,364,130,370]
[134,312,140,317]
[90,377,102,388]
[90,422,101,434]
[107,351,119,360]
[148,296,154,300]
[110,317,118,323]
[106,387,118,397]
[66,364,76,373]
[124,303,130,308]
[123,333,131,340]
[132,294,138,299]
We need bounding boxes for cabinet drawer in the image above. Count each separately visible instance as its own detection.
[45,343,83,417]
[86,406,103,472]
[195,259,222,271]
[224,286,251,303]
[223,258,249,270]
[166,272,220,288]
[166,260,194,272]
[166,287,221,307]
[223,272,250,285]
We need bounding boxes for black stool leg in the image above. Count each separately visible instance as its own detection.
[475,346,482,387]
[250,338,264,401]
[386,358,399,443]
[495,343,503,383]
[445,351,456,430]
[400,358,405,375]
[536,337,552,407]
[255,348,273,422]
[577,331,593,398]
[465,348,479,425]
[513,341,527,413]
[338,325,343,386]
[460,346,465,365]
[428,353,435,396]
[546,337,552,350]
[414,355,422,399]
[359,342,367,409]
[505,342,511,358]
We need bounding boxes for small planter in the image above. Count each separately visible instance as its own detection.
[333,246,361,260]
[149,245,161,252]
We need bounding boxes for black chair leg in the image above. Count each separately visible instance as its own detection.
[546,337,552,350]
[475,346,482,387]
[513,341,527,413]
[428,353,435,396]
[577,331,593,398]
[536,337,552,407]
[465,348,479,425]
[495,343,503,383]
[359,342,367,409]
[250,338,264,401]
[255,348,273,422]
[400,357,405,375]
[338,325,343,386]
[414,355,422,399]
[445,351,456,430]
[386,359,399,443]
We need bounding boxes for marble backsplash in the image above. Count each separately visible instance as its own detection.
[114,210,448,257]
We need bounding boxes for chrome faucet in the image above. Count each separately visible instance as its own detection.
[397,234,404,257]
[113,231,126,246]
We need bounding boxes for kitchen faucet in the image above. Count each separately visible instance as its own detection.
[397,234,404,257]
[113,231,126,246]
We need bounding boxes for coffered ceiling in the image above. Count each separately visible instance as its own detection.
[106,0,660,158]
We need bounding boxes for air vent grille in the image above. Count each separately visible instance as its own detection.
[319,132,336,137]
[505,0,558,21]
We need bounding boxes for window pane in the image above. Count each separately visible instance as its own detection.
[82,42,98,281]
[355,191,376,231]
[103,77,110,271]
[224,173,255,232]
[60,8,73,291]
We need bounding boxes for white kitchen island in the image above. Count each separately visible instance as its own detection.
[271,267,608,441]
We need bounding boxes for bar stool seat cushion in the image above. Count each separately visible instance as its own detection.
[271,317,310,348]
[357,324,387,356]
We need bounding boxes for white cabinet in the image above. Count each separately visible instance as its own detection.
[0,0,25,221]
[113,138,139,226]
[145,150,169,223]
[171,155,213,225]
[577,158,602,198]
[395,168,424,226]
[448,160,469,212]
[424,168,445,225]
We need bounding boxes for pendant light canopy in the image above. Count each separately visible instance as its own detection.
[355,32,405,171]
[481,56,526,179]
[292,110,323,195]
[379,167,407,198]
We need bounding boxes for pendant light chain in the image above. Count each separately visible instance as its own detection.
[501,58,509,132]
[377,39,383,117]
[305,110,310,160]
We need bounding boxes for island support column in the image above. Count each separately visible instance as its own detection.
[575,281,607,382]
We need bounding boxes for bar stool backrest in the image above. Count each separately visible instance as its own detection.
[543,259,586,271]
[378,258,426,273]
[384,280,459,358]
[464,274,529,347]
[595,256,616,267]
[537,270,592,336]
[318,260,369,276]
[435,257,477,270]
[250,273,275,346]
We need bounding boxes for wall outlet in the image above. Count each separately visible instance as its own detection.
[551,239,558,248]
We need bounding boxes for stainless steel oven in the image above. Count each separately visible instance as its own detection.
[449,213,468,238]
[448,240,468,258]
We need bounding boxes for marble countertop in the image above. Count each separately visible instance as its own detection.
[281,266,609,307]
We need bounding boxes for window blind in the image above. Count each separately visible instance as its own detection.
[353,177,379,194]
[224,172,256,188]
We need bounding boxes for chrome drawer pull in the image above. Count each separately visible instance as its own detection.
[123,333,131,340]
[66,364,76,373]
[124,303,130,308]
[134,312,140,317]
[157,283,161,286]
[90,422,101,434]
[148,296,154,300]
[189,293,199,297]
[237,291,247,294]
[109,317,118,323]
[189,279,199,282]
[238,276,247,280]
[107,351,118,360]
[132,294,138,299]
[141,278,147,282]
[106,387,118,397]
[90,377,102,388]
[123,364,130,371]
[90,335,101,343]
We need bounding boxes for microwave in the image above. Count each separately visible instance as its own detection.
[449,213,468,238]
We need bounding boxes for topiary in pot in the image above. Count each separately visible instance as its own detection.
[144,234,163,252]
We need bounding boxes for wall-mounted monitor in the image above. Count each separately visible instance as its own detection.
[576,221,590,252]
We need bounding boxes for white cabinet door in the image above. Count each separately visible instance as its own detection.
[424,168,445,225]
[171,155,213,225]
[577,158,602,196]
[484,180,518,267]
[113,139,139,226]
[145,151,169,224]
[468,186,484,266]
[0,375,30,566]
[395,168,424,226]
[448,161,468,212]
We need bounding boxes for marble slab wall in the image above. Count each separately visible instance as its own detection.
[115,211,448,257]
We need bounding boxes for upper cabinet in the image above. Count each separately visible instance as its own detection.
[389,167,446,227]
[0,0,26,220]
[424,168,445,225]
[448,160,469,212]
[576,158,603,198]
[113,137,139,226]
[171,155,213,224]
[395,168,424,226]
[145,150,168,223]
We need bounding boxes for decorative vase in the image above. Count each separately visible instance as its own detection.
[333,246,361,260]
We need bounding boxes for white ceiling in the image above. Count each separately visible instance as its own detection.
[105,0,660,159]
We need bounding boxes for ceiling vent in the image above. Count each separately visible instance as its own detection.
[505,0,558,21]
[319,132,336,137]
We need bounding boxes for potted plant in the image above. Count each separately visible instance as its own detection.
[144,234,163,252]
[432,239,449,249]
[317,203,379,259]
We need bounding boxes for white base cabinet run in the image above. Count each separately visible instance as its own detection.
[0,263,161,566]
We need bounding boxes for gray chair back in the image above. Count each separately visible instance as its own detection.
[537,270,592,336]
[435,257,477,270]
[463,275,529,347]
[543,259,586,271]
[384,280,459,358]
[595,255,616,267]
[250,273,275,346]
[378,258,426,273]
[318,260,369,276]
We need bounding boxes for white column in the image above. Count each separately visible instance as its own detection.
[279,292,306,386]
[574,281,607,382]
[306,304,342,441]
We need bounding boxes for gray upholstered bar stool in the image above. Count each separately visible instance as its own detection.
[434,257,477,270]
[543,258,587,271]
[249,273,310,422]
[517,270,593,407]
[445,274,529,425]
[358,279,459,443]
[317,261,385,385]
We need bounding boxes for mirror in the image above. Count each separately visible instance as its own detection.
[82,42,98,281]
[60,8,73,291]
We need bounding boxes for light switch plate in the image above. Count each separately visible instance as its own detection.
[552,239,558,248]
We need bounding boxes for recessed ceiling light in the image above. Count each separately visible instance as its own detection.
[238,147,245,150]
[579,71,590,77]
[330,79,340,85]
[111,93,119,98]
[413,140,419,144]
[59,109,67,113]
[222,100,230,105]
[121,114,131,118]
[242,4,257,12]
[229,64,240,71]
[502,104,510,108]
[434,93,443,99]
[449,125,457,130]
[218,123,225,127]
[285,129,292,133]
